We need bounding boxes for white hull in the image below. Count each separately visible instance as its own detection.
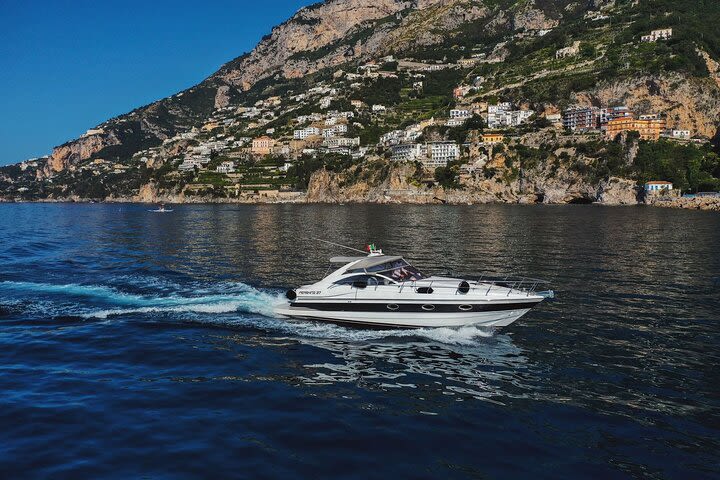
[274,305,532,328]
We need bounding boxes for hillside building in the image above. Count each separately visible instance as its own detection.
[450,109,472,119]
[562,106,632,131]
[390,143,424,162]
[216,161,236,174]
[606,115,666,141]
[481,133,505,144]
[294,127,321,140]
[426,142,460,167]
[251,136,275,156]
[599,106,633,124]
[324,137,360,149]
[662,129,691,140]
[642,28,673,42]
[390,141,460,168]
[488,109,534,128]
[562,107,600,131]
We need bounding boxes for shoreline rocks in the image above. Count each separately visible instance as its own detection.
[648,196,720,212]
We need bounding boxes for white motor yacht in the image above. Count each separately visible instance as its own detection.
[274,244,552,329]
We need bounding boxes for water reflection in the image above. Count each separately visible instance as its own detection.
[218,324,534,407]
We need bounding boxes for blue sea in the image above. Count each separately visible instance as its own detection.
[0,203,718,479]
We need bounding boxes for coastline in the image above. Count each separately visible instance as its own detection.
[2,195,719,211]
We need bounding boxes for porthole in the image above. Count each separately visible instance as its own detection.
[387,304,399,311]
[421,304,435,311]
[458,305,473,311]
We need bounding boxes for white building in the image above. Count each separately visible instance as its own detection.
[642,28,673,42]
[488,102,513,114]
[446,118,467,127]
[179,157,207,171]
[664,129,691,140]
[381,130,405,146]
[645,181,673,192]
[487,109,534,128]
[426,142,460,168]
[390,142,460,167]
[450,109,472,119]
[372,104,387,113]
[390,143,424,162]
[319,96,334,109]
[322,146,353,156]
[322,123,348,138]
[296,113,323,124]
[216,161,236,174]
[324,137,360,148]
[294,127,321,140]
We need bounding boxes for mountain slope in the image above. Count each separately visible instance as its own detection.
[2,0,720,203]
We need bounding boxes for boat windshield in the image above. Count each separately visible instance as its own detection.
[369,259,426,282]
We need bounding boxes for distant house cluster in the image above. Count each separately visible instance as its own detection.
[561,106,692,141]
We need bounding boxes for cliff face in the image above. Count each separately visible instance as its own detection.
[43,132,120,176]
[216,0,419,89]
[304,160,640,205]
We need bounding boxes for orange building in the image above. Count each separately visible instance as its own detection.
[606,115,666,141]
[481,133,505,144]
[251,136,275,156]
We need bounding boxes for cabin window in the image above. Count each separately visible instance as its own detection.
[334,275,377,287]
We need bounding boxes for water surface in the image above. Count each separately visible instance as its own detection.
[0,204,718,479]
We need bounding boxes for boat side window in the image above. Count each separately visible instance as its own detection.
[334,275,374,286]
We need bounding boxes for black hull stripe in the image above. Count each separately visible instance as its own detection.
[289,301,540,313]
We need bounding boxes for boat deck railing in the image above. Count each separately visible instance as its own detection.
[394,275,553,298]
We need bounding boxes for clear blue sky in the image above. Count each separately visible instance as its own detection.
[0,0,310,165]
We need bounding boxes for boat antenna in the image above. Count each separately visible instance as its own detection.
[311,238,368,254]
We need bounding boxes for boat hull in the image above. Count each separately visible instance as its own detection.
[273,305,535,329]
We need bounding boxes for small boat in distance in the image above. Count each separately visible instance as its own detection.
[275,241,553,329]
[149,203,173,213]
